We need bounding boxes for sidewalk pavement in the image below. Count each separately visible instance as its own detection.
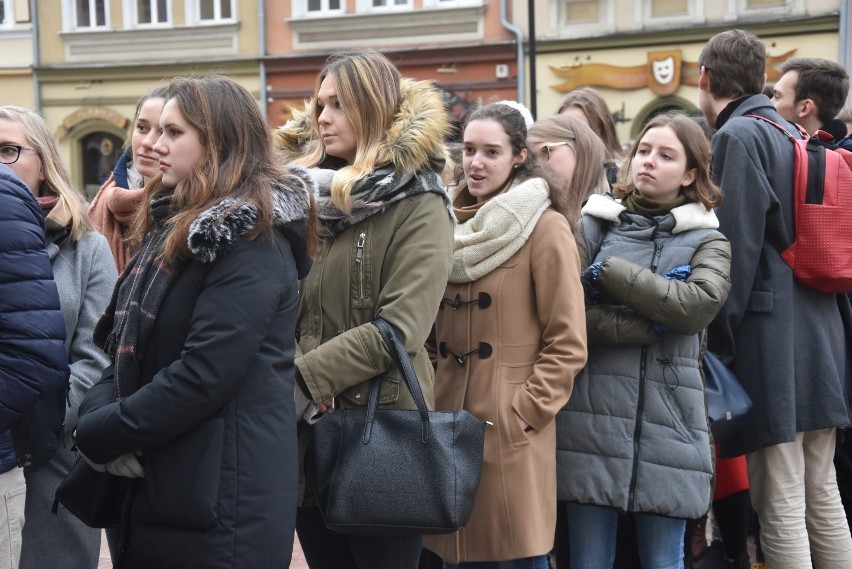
[98,530,309,568]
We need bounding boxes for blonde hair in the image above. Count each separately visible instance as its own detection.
[297,51,402,211]
[0,105,92,240]
[528,114,609,262]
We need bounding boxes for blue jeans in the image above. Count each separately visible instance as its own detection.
[566,503,685,569]
[443,555,550,569]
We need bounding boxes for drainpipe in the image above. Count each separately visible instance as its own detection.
[259,0,268,119]
[29,0,41,112]
[499,0,525,105]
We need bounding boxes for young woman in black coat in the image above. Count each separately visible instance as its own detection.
[74,75,317,568]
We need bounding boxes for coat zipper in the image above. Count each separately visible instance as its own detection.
[355,232,366,300]
[628,240,663,510]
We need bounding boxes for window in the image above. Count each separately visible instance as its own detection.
[747,0,784,6]
[650,0,687,15]
[355,0,411,12]
[75,0,107,28]
[306,0,342,14]
[0,0,7,27]
[137,0,169,24]
[564,0,601,24]
[198,0,233,21]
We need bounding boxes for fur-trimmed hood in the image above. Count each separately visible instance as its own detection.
[274,77,449,174]
[582,193,718,234]
[187,169,313,277]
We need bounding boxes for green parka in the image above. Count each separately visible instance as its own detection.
[276,78,455,504]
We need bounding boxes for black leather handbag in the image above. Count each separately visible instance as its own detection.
[53,454,131,528]
[310,317,486,536]
[703,351,753,443]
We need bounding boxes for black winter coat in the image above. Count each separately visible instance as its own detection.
[75,184,312,569]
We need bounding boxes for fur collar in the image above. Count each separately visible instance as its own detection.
[274,78,449,173]
[582,193,718,234]
[187,169,313,263]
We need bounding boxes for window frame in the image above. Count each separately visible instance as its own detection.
[556,0,614,37]
[123,0,172,28]
[293,0,345,18]
[355,0,413,14]
[638,0,702,26]
[187,0,237,24]
[74,0,109,29]
[61,0,110,30]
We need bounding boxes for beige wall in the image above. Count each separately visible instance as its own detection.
[535,32,839,145]
[0,73,36,108]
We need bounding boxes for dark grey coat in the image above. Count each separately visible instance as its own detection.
[557,195,731,520]
[707,95,852,457]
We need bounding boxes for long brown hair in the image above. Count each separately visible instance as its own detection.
[556,87,622,162]
[614,112,723,210]
[130,75,317,261]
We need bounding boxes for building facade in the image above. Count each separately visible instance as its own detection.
[1,0,262,196]
[264,0,522,137]
[516,0,845,144]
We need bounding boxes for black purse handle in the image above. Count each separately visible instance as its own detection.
[365,318,431,444]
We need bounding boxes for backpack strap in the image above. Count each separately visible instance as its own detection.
[745,114,808,140]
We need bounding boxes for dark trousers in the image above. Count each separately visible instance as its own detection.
[296,505,423,569]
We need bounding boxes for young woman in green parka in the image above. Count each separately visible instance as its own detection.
[274,51,455,569]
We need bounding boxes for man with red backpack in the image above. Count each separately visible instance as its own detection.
[699,29,852,567]
[772,57,852,150]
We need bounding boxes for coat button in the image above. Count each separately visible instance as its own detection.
[355,393,361,399]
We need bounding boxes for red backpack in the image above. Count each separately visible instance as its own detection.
[748,114,852,294]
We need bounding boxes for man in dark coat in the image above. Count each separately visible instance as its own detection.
[699,30,852,566]
[0,163,69,566]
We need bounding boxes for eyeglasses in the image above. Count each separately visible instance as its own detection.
[539,141,570,162]
[0,145,36,165]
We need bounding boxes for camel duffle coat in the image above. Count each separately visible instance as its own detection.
[424,182,588,563]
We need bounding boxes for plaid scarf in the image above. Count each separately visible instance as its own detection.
[94,195,184,401]
[315,165,453,237]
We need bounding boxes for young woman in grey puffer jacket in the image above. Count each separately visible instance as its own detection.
[557,112,732,569]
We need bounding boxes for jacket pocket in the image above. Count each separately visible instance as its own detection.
[499,365,533,448]
[133,418,225,529]
[350,225,373,310]
[338,375,401,407]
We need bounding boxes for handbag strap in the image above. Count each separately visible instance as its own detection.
[368,318,431,444]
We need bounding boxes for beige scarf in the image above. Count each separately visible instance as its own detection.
[449,177,550,283]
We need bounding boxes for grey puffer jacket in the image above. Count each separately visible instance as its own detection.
[557,194,731,520]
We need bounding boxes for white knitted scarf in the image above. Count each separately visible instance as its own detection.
[449,177,551,283]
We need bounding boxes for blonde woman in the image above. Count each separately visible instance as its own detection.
[275,51,454,569]
[0,106,116,569]
[528,114,609,264]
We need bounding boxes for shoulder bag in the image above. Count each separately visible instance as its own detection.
[703,351,753,443]
[310,317,486,536]
[53,453,131,528]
